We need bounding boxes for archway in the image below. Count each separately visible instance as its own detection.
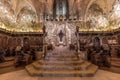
[23,37,30,51]
[93,37,101,47]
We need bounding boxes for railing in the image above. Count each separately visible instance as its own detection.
[42,25,47,59]
[75,26,80,59]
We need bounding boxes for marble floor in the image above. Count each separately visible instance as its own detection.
[0,69,119,80]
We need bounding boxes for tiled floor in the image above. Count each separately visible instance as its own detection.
[0,69,119,80]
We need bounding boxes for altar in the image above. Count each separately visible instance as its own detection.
[45,21,77,47]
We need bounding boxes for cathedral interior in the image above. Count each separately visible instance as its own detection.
[0,0,120,80]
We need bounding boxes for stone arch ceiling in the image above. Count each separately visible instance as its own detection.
[90,0,115,14]
[0,0,119,32]
[10,0,54,18]
[0,0,117,20]
[11,0,33,17]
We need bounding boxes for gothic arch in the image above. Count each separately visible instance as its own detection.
[93,36,101,47]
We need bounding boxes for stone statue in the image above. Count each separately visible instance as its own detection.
[58,30,64,42]
[76,26,79,33]
[43,25,46,33]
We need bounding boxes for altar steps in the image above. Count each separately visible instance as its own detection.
[26,46,98,77]
[44,57,79,61]
[26,59,98,77]
[111,57,120,68]
[26,64,97,77]
[32,61,91,71]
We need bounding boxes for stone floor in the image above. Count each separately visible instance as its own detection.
[0,69,119,80]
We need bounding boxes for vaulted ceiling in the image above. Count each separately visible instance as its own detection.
[4,0,116,19]
[0,0,120,32]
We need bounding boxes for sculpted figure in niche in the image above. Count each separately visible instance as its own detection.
[58,30,64,42]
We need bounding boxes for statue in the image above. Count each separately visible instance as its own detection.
[31,20,36,27]
[58,30,64,42]
[42,25,46,33]
[76,26,79,33]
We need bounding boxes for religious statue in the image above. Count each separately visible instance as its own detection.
[58,30,64,42]
[76,26,79,33]
[42,25,46,33]
[31,20,36,27]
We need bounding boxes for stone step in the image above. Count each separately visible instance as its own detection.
[46,54,77,57]
[32,61,91,71]
[46,54,76,56]
[25,64,98,77]
[46,56,77,58]
[37,60,84,66]
[45,57,79,61]
[46,55,77,57]
[46,56,77,59]
[111,57,120,68]
[0,61,14,68]
[111,62,120,68]
[38,59,84,63]
[111,57,120,61]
